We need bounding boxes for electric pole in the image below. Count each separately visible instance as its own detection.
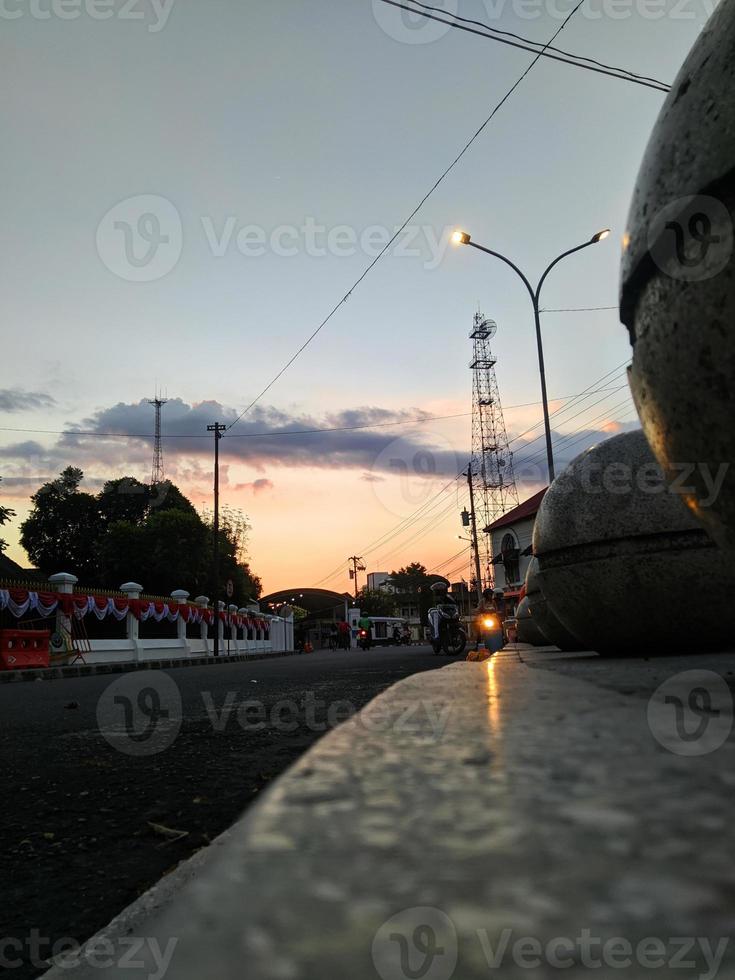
[466,470,484,606]
[348,556,365,599]
[208,422,227,657]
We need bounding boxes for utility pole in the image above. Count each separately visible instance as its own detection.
[466,469,484,606]
[207,422,227,657]
[348,556,365,599]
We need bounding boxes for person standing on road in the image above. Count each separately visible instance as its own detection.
[337,619,351,650]
[358,613,372,649]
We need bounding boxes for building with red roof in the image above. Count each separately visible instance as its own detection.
[485,488,548,602]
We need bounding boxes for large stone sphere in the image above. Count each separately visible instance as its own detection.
[515,596,548,647]
[533,430,735,655]
[619,0,735,551]
[524,558,585,652]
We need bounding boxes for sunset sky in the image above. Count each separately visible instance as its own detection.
[0,0,709,595]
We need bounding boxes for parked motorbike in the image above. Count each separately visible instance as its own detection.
[428,603,467,656]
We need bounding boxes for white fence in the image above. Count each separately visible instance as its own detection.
[2,573,295,666]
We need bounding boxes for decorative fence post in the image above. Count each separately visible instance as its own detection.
[227,604,239,654]
[238,608,249,654]
[217,600,226,655]
[48,573,78,663]
[120,582,144,661]
[195,596,210,656]
[171,589,190,656]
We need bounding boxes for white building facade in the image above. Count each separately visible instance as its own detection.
[486,488,547,600]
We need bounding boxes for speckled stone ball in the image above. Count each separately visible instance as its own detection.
[619,0,735,551]
[533,430,735,655]
[515,596,549,647]
[524,558,585,652]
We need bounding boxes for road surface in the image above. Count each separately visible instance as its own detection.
[0,645,463,978]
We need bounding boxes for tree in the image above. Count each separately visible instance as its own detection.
[20,467,104,581]
[0,478,16,554]
[389,563,450,625]
[98,477,151,526]
[98,509,211,596]
[151,481,198,517]
[19,469,263,599]
[201,506,262,603]
[355,588,397,617]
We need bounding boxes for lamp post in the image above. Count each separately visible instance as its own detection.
[451,228,610,483]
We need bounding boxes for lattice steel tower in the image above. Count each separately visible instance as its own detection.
[148,394,168,485]
[468,312,518,589]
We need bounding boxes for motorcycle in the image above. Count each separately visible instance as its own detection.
[357,628,372,651]
[428,603,467,656]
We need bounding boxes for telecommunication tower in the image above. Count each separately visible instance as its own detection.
[148,394,168,485]
[468,313,518,589]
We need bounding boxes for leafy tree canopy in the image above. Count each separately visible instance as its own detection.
[18,468,262,601]
[355,588,398,617]
[20,467,103,581]
[0,477,17,554]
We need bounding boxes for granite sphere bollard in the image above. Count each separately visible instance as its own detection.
[619,0,735,552]
[533,430,735,655]
[524,557,585,652]
[515,595,549,647]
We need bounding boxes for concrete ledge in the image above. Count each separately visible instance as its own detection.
[49,647,735,979]
[0,650,299,684]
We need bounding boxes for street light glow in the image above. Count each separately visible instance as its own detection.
[452,230,471,245]
[591,228,611,243]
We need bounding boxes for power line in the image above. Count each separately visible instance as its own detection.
[376,492,469,565]
[311,474,466,587]
[510,379,629,455]
[514,410,640,471]
[508,361,629,446]
[427,545,471,574]
[225,0,589,434]
[0,388,616,442]
[366,480,467,556]
[513,395,636,469]
[405,0,669,86]
[310,364,632,588]
[378,0,671,93]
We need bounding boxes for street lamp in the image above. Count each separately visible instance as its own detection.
[451,227,610,482]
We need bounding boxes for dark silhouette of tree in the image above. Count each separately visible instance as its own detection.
[389,563,450,625]
[20,467,104,581]
[354,587,397,617]
[0,477,16,554]
[19,469,262,599]
[98,477,151,526]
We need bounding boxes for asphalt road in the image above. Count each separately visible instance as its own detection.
[0,645,462,979]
